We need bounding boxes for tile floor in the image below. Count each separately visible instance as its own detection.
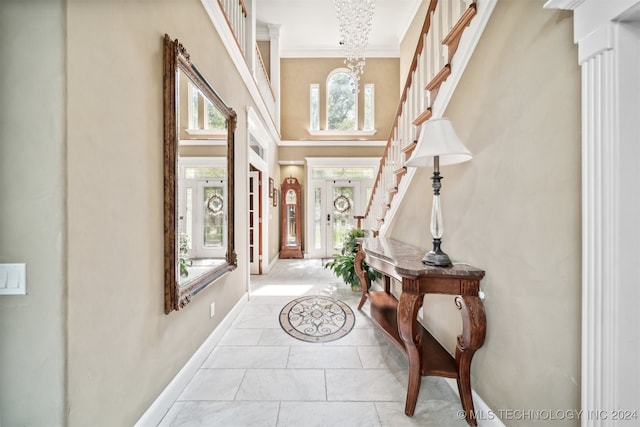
[158,258,468,426]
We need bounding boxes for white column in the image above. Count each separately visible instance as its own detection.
[545,1,640,425]
[580,36,618,426]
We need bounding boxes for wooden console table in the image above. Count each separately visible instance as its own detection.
[355,237,485,426]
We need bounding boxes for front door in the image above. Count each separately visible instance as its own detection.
[324,180,360,258]
[197,181,226,259]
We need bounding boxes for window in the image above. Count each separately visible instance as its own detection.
[363,84,374,131]
[314,187,322,250]
[326,70,357,131]
[188,82,199,129]
[249,136,264,158]
[187,83,226,132]
[310,167,375,180]
[310,84,320,131]
[204,99,226,130]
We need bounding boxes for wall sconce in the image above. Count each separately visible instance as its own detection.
[405,118,472,266]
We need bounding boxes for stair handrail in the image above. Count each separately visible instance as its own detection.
[363,0,495,234]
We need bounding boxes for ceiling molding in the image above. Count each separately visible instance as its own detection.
[280,47,400,58]
[543,0,586,10]
[305,157,381,167]
[279,140,387,147]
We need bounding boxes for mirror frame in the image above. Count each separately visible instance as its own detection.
[163,34,237,313]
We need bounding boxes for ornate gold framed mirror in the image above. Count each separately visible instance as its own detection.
[163,34,237,313]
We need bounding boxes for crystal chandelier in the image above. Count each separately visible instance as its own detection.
[334,0,375,86]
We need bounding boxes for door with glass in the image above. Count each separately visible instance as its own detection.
[178,177,227,260]
[195,181,227,258]
[328,181,360,255]
[314,180,362,258]
[306,160,377,259]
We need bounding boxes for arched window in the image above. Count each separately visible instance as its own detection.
[326,69,357,131]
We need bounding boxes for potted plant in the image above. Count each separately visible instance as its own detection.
[325,228,380,291]
[179,233,192,278]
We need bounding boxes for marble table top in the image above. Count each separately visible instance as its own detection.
[361,237,484,278]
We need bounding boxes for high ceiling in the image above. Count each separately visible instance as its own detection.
[255,0,422,58]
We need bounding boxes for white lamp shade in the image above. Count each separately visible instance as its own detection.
[405,118,472,167]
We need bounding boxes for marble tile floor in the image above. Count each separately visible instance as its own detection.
[158,258,468,427]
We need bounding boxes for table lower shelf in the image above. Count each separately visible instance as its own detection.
[368,291,458,378]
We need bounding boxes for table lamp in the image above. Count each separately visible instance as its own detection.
[404,118,472,266]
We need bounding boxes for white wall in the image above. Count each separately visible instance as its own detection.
[614,18,640,415]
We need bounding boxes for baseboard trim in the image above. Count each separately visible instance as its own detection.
[134,293,249,427]
[443,378,506,427]
[268,254,279,271]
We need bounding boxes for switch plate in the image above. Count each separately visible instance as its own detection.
[210,302,216,318]
[0,263,26,295]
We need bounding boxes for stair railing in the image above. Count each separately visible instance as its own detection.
[363,0,493,235]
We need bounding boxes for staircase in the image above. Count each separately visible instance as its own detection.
[363,0,497,236]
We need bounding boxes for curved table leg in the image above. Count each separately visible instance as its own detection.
[397,289,424,416]
[455,295,486,426]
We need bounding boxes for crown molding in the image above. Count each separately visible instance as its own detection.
[280,47,400,58]
[279,139,387,147]
[543,0,585,10]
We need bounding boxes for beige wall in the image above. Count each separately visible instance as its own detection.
[280,58,400,141]
[267,169,281,265]
[65,0,253,424]
[0,1,66,425]
[278,145,384,162]
[389,1,581,425]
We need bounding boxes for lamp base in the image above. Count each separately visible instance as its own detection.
[422,238,452,267]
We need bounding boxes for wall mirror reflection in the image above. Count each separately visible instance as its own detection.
[164,34,237,313]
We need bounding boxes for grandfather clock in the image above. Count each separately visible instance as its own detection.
[279,177,303,259]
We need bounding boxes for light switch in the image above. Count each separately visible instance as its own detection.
[0,263,26,295]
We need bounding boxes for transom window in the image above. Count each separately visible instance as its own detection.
[311,167,375,180]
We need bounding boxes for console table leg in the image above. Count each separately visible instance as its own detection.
[454,295,486,426]
[456,349,477,426]
[397,290,423,416]
[355,249,368,310]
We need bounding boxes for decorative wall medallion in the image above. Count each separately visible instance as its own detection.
[279,295,355,343]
